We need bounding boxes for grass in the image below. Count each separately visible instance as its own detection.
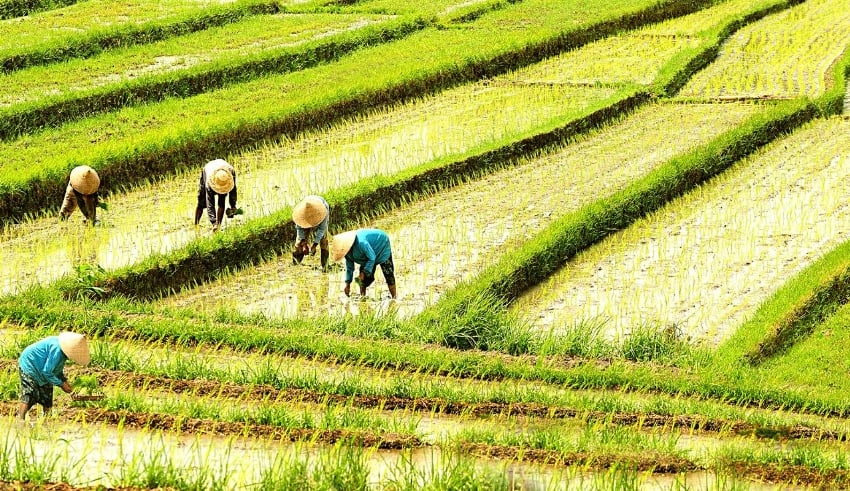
[0,0,717,223]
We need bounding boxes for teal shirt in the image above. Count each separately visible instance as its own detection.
[345,229,392,283]
[18,336,67,387]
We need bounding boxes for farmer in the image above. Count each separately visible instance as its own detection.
[194,159,237,232]
[292,195,330,269]
[332,228,397,299]
[17,331,91,421]
[59,165,100,225]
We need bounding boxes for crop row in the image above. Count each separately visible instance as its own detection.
[0,14,427,141]
[5,289,850,419]
[47,0,792,302]
[513,115,850,345]
[2,331,847,444]
[0,411,814,490]
[0,0,308,73]
[0,0,720,223]
[3,331,850,488]
[678,0,850,101]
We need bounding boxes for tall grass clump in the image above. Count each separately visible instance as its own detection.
[0,0,79,20]
[537,319,613,358]
[256,445,368,491]
[421,291,535,355]
[619,323,690,363]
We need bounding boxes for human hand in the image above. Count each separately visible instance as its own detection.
[310,243,318,255]
[344,283,351,297]
[225,208,235,218]
[212,225,219,233]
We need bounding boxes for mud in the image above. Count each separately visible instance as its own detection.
[1,359,843,444]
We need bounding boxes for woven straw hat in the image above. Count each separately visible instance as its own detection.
[331,230,357,262]
[58,331,90,366]
[69,166,100,195]
[292,196,328,228]
[207,160,234,194]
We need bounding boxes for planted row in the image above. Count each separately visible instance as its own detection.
[0,14,427,141]
[0,0,718,223]
[51,0,781,301]
[0,0,299,73]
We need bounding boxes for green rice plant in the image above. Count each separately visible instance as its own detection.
[619,323,689,363]
[537,318,613,358]
[425,291,536,354]
[7,438,62,485]
[0,0,714,224]
[383,449,512,491]
[0,0,289,72]
[312,445,369,491]
[678,0,850,101]
[91,339,135,371]
[111,441,190,490]
[71,263,107,301]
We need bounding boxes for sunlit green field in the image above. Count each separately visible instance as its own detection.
[2,0,850,488]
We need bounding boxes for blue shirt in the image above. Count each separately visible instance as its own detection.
[295,195,329,244]
[345,229,392,283]
[18,336,67,387]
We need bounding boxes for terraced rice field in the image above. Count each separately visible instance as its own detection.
[2,0,850,488]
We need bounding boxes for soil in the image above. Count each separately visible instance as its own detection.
[1,359,843,444]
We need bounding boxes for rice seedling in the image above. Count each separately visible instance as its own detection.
[513,116,850,346]
[160,101,759,320]
[678,0,850,100]
[0,0,299,71]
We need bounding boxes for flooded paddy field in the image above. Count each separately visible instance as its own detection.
[3,0,850,488]
[677,0,850,100]
[513,116,850,345]
[161,102,762,319]
[1,82,617,295]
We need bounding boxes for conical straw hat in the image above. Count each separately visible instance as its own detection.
[331,230,357,262]
[69,166,100,195]
[58,331,90,366]
[208,167,234,195]
[292,196,328,228]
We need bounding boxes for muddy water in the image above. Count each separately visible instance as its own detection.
[2,0,764,297]
[2,81,612,295]
[678,0,850,100]
[162,102,761,319]
[513,117,850,345]
[0,415,807,490]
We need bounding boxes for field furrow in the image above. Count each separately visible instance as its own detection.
[0,13,399,109]
[161,102,760,318]
[678,0,850,100]
[1,83,623,294]
[512,116,850,345]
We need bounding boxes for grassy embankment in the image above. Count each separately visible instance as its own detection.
[0,0,79,19]
[0,0,308,72]
[0,0,718,224]
[40,0,790,302]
